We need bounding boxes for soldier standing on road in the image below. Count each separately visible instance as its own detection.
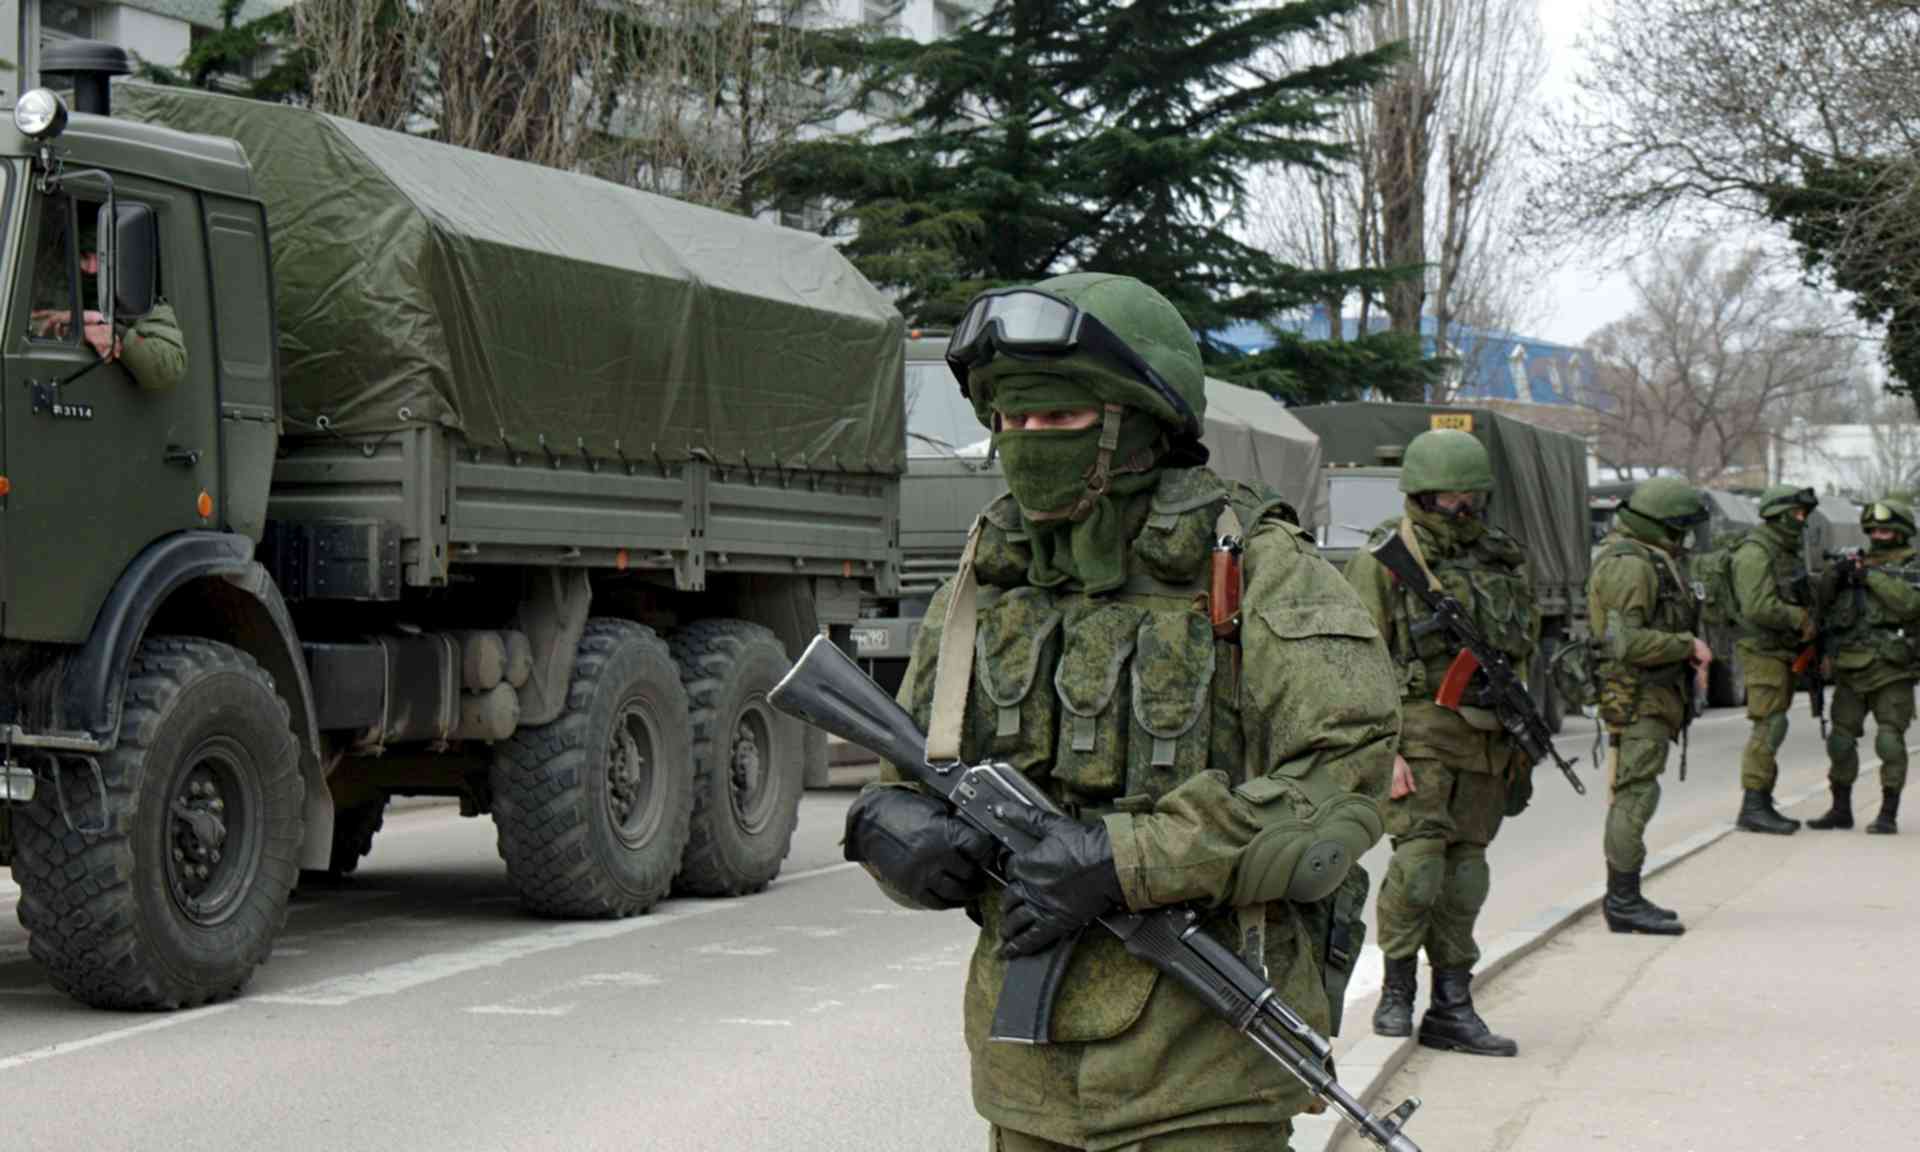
[1345,429,1535,1058]
[1588,477,1713,936]
[1805,498,1920,835]
[839,272,1402,1151]
[1730,485,1821,835]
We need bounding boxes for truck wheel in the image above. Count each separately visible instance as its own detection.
[490,619,693,917]
[10,638,304,1010]
[669,620,804,897]
[1534,635,1566,736]
[327,797,389,876]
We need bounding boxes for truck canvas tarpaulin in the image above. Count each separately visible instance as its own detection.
[114,82,907,475]
[1201,377,1325,529]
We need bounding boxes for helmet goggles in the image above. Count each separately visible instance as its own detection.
[945,287,1201,442]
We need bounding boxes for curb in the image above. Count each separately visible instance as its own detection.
[1290,780,1827,1152]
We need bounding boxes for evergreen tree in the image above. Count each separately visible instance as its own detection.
[770,0,1443,401]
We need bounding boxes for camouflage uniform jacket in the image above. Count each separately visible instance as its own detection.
[1588,524,1698,732]
[1822,546,1920,694]
[1732,521,1813,656]
[878,466,1400,1148]
[1344,505,1538,768]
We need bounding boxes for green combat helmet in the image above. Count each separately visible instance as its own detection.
[1400,428,1494,495]
[1620,476,1709,541]
[1862,497,1916,541]
[1758,484,1819,520]
[951,271,1207,442]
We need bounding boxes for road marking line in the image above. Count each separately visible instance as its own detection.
[254,901,738,1007]
[0,1004,240,1072]
[720,1018,794,1027]
[467,1003,577,1017]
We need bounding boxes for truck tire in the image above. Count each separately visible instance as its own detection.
[327,797,388,876]
[668,620,804,897]
[1534,634,1566,736]
[10,637,304,1010]
[490,619,693,917]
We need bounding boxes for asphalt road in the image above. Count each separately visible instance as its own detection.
[0,702,1833,1151]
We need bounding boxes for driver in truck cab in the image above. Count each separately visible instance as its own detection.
[28,208,186,392]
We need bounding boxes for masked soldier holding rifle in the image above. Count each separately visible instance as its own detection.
[1588,477,1713,935]
[1731,485,1821,835]
[834,273,1403,1151]
[1343,429,1538,1058]
[1805,498,1920,835]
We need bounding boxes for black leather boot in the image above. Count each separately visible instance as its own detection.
[1738,788,1799,834]
[1372,954,1416,1037]
[1418,967,1517,1056]
[1604,868,1684,935]
[1867,788,1901,835]
[1807,783,1853,830]
[1765,790,1803,830]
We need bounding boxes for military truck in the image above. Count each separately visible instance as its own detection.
[0,49,905,1011]
[850,351,1326,693]
[1289,402,1591,734]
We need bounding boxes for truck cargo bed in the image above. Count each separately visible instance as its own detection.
[268,430,898,594]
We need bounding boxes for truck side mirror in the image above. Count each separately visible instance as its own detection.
[113,201,157,320]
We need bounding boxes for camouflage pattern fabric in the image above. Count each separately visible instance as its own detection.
[873,465,1401,1149]
[990,1121,1291,1152]
[1344,501,1537,971]
[1822,545,1920,791]
[1740,651,1797,792]
[1587,522,1699,873]
[1732,521,1813,791]
[1828,680,1916,791]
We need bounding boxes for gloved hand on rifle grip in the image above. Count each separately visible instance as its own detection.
[843,787,998,910]
[994,805,1126,958]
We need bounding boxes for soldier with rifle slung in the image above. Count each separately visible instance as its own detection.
[827,273,1406,1150]
[1588,478,1713,935]
[1343,429,1540,1058]
[1805,498,1920,835]
[1730,485,1822,835]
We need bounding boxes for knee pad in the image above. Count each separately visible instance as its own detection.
[1443,845,1490,918]
[1877,727,1908,768]
[1766,712,1790,751]
[1829,728,1859,762]
[1383,838,1448,913]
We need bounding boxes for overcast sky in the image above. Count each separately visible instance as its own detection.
[1533,0,1637,347]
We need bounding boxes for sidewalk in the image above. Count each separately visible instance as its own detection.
[1328,786,1920,1152]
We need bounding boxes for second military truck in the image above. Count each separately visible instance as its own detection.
[0,50,904,1010]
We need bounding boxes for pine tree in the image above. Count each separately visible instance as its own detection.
[771,0,1443,400]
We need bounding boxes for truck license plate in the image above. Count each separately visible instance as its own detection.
[852,627,890,654]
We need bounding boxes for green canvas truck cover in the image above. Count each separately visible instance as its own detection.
[1201,378,1324,529]
[1289,402,1589,594]
[114,82,907,474]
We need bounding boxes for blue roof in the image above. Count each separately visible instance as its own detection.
[1207,307,1597,407]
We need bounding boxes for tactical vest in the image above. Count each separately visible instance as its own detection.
[1737,529,1810,648]
[1369,515,1534,716]
[907,467,1296,815]
[1592,533,1696,708]
[1828,548,1920,669]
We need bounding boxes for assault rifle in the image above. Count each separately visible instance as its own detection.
[1679,579,1710,782]
[768,635,1426,1152]
[1372,531,1586,796]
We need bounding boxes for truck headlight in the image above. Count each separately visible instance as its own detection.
[14,88,69,141]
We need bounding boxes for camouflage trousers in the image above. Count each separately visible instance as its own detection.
[1827,677,1917,792]
[1376,748,1508,970]
[1603,718,1674,873]
[1741,649,1797,792]
[991,1122,1291,1152]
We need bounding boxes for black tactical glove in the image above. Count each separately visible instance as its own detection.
[995,806,1126,958]
[843,787,998,910]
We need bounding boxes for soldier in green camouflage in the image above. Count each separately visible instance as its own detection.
[1588,477,1713,935]
[1344,429,1535,1058]
[1730,485,1821,835]
[1805,498,1920,835]
[839,272,1402,1150]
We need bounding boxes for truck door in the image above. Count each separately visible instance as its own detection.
[3,178,218,644]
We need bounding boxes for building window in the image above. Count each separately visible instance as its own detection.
[41,0,93,41]
[1507,344,1526,399]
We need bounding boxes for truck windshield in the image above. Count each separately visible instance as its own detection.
[1323,474,1404,548]
[904,361,984,459]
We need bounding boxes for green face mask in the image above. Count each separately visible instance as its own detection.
[997,423,1109,522]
